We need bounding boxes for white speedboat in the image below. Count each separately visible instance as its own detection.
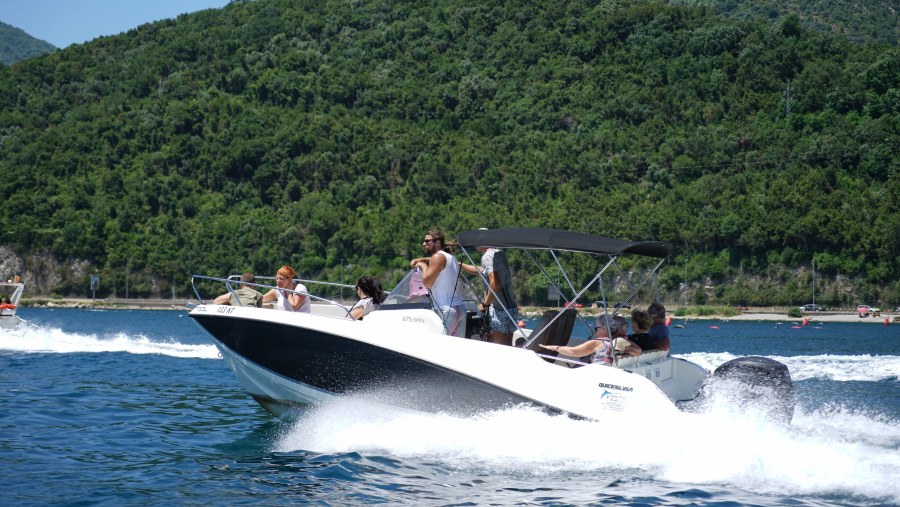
[188,228,794,423]
[0,280,26,329]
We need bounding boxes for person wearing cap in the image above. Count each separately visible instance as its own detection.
[538,314,622,364]
[460,229,519,346]
[213,271,263,307]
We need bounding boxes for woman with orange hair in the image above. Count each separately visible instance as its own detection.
[262,265,310,312]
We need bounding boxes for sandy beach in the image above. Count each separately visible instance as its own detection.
[723,312,899,324]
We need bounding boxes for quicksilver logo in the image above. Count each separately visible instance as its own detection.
[598,382,633,392]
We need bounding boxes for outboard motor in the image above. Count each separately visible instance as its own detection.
[465,310,489,340]
[686,356,795,425]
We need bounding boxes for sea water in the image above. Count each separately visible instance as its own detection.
[1,308,898,506]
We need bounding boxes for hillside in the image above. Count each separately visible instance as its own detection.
[0,21,56,66]
[668,0,899,45]
[0,0,897,307]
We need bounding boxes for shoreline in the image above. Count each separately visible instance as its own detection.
[713,312,898,323]
[22,298,190,311]
[20,298,900,323]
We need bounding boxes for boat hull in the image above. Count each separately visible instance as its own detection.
[189,305,686,421]
[193,308,540,416]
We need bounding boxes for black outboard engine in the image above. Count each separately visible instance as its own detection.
[465,310,490,340]
[687,356,795,425]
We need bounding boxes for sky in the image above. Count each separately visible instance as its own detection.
[1,0,232,49]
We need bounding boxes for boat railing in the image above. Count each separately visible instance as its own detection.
[190,274,353,318]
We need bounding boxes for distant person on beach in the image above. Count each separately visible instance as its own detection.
[539,314,620,364]
[349,275,386,320]
[409,228,466,337]
[262,265,310,312]
[461,232,519,346]
[645,302,671,351]
[213,271,262,307]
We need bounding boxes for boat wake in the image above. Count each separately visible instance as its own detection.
[680,352,900,382]
[275,393,900,504]
[0,323,219,359]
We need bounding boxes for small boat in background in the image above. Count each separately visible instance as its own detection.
[0,279,26,329]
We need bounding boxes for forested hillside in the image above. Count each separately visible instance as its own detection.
[0,21,56,66]
[669,0,899,45]
[0,0,897,307]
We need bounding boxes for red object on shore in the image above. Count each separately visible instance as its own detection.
[665,316,672,327]
[802,317,808,326]
[885,318,890,326]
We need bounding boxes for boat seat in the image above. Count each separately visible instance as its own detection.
[525,309,577,361]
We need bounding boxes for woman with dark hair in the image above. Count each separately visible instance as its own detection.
[349,276,385,320]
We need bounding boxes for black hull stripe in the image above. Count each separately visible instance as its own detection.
[192,314,561,417]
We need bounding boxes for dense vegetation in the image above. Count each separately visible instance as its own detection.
[0,0,897,307]
[669,0,899,45]
[0,21,56,66]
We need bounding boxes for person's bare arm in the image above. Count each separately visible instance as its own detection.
[460,262,481,275]
[540,339,603,357]
[416,253,446,288]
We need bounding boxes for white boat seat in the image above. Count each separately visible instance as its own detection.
[616,349,669,369]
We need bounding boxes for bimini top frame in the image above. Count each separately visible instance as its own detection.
[456,227,670,258]
[456,227,671,360]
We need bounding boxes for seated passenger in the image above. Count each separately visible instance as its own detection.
[645,302,671,351]
[538,314,623,364]
[213,272,262,307]
[349,276,386,320]
[611,315,642,356]
[262,265,310,312]
[627,308,654,351]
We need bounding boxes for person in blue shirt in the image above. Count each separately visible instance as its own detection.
[646,302,671,351]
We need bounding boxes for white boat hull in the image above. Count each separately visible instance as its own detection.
[191,304,700,421]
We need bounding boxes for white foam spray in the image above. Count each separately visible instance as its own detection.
[276,384,900,503]
[679,352,900,382]
[0,322,219,359]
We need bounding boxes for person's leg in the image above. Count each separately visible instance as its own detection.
[444,305,467,337]
[489,307,517,346]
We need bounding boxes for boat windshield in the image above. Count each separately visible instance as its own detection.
[380,269,480,312]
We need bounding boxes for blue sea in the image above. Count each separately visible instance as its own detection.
[1,308,898,506]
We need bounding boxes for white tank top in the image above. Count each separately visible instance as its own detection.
[275,283,311,312]
[430,250,463,308]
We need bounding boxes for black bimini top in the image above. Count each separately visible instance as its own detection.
[456,228,671,258]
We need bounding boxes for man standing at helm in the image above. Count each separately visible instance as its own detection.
[409,228,466,337]
[461,229,519,346]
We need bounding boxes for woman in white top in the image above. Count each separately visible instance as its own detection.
[261,265,310,312]
[349,275,386,320]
